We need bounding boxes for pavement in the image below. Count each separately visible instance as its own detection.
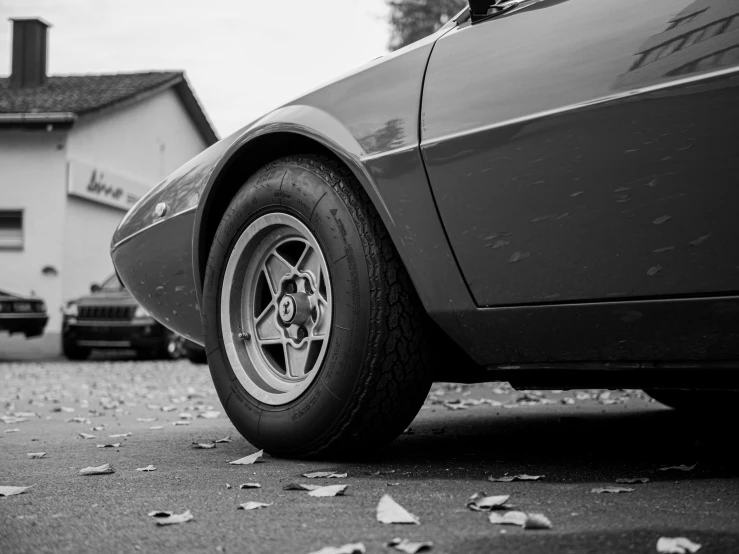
[1,358,738,554]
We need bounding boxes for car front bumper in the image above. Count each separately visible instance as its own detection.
[0,313,49,338]
[62,319,165,349]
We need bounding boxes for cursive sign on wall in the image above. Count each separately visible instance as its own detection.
[67,159,151,211]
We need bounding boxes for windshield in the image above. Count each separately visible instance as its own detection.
[100,274,125,292]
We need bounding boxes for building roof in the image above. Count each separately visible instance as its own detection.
[0,71,218,145]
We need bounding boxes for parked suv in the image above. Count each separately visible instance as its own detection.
[61,274,195,361]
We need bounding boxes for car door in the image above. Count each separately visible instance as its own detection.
[421,0,739,307]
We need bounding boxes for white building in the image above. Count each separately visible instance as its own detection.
[0,18,217,351]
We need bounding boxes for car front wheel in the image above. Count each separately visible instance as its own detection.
[202,155,433,458]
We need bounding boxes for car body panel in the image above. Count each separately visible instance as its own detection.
[421,0,739,307]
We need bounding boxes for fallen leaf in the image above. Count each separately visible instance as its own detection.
[4,429,20,433]
[136,417,157,422]
[161,406,177,412]
[524,513,553,530]
[149,426,164,430]
[78,432,95,439]
[615,477,649,484]
[215,436,232,443]
[199,411,221,419]
[386,537,433,553]
[592,486,635,494]
[148,510,173,517]
[467,492,511,511]
[658,463,697,472]
[136,465,156,472]
[238,501,272,510]
[308,485,348,497]
[172,421,190,426]
[27,452,46,459]
[13,411,36,418]
[226,484,232,489]
[657,537,702,553]
[284,483,323,491]
[239,483,261,489]
[488,511,528,526]
[79,463,114,475]
[109,433,132,438]
[0,485,32,497]
[377,494,419,524]
[155,510,194,526]
[178,412,194,420]
[191,442,216,449]
[1,416,27,424]
[303,471,346,478]
[228,450,263,465]
[307,543,365,554]
[91,426,105,431]
[66,417,91,424]
[653,215,672,225]
[96,443,121,448]
[488,474,543,482]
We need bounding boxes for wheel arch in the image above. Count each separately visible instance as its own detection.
[193,120,398,307]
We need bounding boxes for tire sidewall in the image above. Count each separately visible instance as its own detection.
[202,159,372,454]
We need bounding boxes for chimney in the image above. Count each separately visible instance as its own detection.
[9,18,51,89]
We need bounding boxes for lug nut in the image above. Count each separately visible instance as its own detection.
[297,327,308,340]
[285,281,297,293]
[238,332,251,341]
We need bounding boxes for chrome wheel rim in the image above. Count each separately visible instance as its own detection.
[220,213,332,406]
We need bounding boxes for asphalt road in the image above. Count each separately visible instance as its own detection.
[1,358,738,554]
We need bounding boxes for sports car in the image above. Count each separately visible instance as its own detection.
[112,0,739,457]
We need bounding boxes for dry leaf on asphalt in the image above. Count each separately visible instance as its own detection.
[149,426,164,430]
[96,443,121,448]
[226,484,232,489]
[466,492,511,511]
[78,432,95,439]
[215,436,232,443]
[136,417,156,422]
[228,450,264,465]
[0,485,32,497]
[591,486,635,493]
[303,471,347,478]
[199,411,220,419]
[191,442,216,449]
[656,537,702,553]
[308,485,348,497]
[109,433,132,438]
[238,501,272,510]
[488,475,543,482]
[148,510,173,517]
[377,494,420,524]
[136,465,156,472]
[161,406,176,412]
[1,416,28,424]
[154,510,194,525]
[66,417,91,424]
[284,483,323,491]
[616,477,649,484]
[488,511,528,526]
[239,483,261,489]
[27,452,46,459]
[524,513,553,530]
[172,421,190,426]
[4,429,20,433]
[178,413,194,421]
[658,464,697,472]
[386,538,433,553]
[79,463,115,475]
[307,543,365,554]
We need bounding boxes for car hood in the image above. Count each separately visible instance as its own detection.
[73,291,138,307]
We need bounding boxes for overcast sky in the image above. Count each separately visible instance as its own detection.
[0,0,391,137]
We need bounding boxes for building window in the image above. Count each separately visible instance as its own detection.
[0,210,24,250]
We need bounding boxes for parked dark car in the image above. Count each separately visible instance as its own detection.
[112,0,739,457]
[62,274,204,362]
[0,289,48,338]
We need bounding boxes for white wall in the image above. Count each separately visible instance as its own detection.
[0,130,68,330]
[61,87,208,319]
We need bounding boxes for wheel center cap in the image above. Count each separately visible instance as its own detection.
[279,295,296,323]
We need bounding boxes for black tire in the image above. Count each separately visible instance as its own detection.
[185,348,208,365]
[646,389,739,414]
[62,340,90,361]
[202,155,434,458]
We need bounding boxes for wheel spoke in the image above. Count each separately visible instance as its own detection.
[298,245,322,290]
[263,253,292,292]
[311,301,330,338]
[284,341,311,378]
[255,305,281,341]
